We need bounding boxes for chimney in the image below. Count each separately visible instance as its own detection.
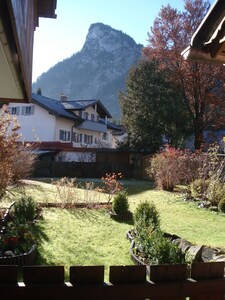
[60,93,68,101]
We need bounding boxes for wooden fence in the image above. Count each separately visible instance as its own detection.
[1,262,225,299]
[33,161,135,178]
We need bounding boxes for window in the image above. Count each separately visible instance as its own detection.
[10,106,20,115]
[72,132,82,143]
[84,134,93,144]
[91,114,95,121]
[21,105,35,116]
[102,133,109,140]
[83,112,89,120]
[59,130,71,141]
[79,111,83,118]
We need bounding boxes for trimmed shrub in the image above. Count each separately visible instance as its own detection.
[144,230,185,264]
[112,191,129,214]
[133,201,185,265]
[11,196,38,224]
[134,201,160,231]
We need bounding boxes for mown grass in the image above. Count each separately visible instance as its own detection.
[2,178,225,280]
[128,189,225,248]
[35,208,133,280]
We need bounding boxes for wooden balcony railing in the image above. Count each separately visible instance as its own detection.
[0,262,225,299]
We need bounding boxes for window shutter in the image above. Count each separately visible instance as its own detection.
[72,132,76,142]
[31,105,35,115]
[16,107,20,115]
[68,131,71,141]
[80,134,83,143]
[59,130,64,140]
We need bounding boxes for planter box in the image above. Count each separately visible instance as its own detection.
[0,245,36,266]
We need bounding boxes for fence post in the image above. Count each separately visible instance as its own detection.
[190,262,225,300]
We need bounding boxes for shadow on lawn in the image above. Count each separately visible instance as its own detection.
[33,222,50,265]
[112,217,134,226]
[33,177,154,196]
[122,180,154,196]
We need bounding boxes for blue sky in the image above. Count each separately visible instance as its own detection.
[32,0,214,82]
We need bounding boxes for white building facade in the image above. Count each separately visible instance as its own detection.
[8,93,122,162]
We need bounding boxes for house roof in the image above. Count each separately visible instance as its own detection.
[37,0,57,21]
[0,1,57,103]
[182,0,225,63]
[61,99,112,118]
[32,93,113,123]
[99,119,122,131]
[32,93,82,122]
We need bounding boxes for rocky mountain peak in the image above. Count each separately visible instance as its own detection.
[32,23,143,119]
[83,23,139,54]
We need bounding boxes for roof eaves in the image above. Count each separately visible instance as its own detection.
[182,0,225,62]
[95,99,112,118]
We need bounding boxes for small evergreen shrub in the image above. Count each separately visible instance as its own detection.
[133,201,185,265]
[12,196,38,224]
[112,191,129,214]
[134,201,160,232]
[144,230,185,264]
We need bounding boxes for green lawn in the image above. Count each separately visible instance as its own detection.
[36,208,133,280]
[128,188,225,248]
[2,178,225,280]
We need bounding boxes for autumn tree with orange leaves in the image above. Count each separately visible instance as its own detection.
[144,0,225,150]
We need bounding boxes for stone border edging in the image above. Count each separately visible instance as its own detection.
[0,244,36,265]
[126,229,225,265]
